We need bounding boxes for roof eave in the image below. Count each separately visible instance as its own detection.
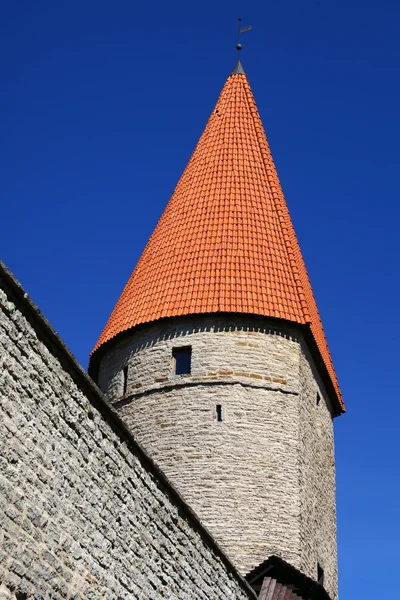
[89,312,344,416]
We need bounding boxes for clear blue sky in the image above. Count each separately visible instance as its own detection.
[1,1,399,597]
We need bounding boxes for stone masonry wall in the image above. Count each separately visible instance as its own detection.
[298,344,338,598]
[0,266,256,600]
[97,315,338,599]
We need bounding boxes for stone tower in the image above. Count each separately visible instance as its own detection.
[89,60,345,600]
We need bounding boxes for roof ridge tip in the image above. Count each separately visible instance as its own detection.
[231,59,245,75]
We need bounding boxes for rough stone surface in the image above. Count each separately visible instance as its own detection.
[298,346,338,596]
[0,275,255,600]
[98,315,338,599]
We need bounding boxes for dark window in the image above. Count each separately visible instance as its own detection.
[216,404,222,422]
[316,392,321,406]
[123,366,128,395]
[317,563,324,586]
[173,346,192,375]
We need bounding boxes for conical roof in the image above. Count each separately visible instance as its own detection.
[91,65,344,413]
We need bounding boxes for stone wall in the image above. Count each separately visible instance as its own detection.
[0,263,256,600]
[97,315,338,599]
[298,345,338,598]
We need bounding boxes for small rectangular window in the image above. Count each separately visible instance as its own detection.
[173,346,192,375]
[216,404,222,422]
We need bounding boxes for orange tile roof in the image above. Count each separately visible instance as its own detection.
[91,64,344,413]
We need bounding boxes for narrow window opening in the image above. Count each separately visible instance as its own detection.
[123,366,128,395]
[216,404,222,422]
[173,346,192,375]
[317,563,324,586]
[316,392,321,406]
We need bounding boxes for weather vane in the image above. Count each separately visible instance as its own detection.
[237,18,252,59]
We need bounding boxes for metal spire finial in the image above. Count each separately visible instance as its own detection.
[236,17,252,60]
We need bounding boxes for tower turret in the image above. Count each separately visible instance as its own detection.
[89,61,344,600]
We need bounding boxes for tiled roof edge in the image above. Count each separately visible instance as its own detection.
[241,78,310,325]
[88,312,344,417]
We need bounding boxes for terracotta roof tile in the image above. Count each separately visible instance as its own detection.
[91,68,344,412]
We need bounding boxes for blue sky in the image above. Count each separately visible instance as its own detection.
[2,1,400,597]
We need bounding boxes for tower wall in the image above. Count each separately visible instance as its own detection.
[98,314,338,599]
